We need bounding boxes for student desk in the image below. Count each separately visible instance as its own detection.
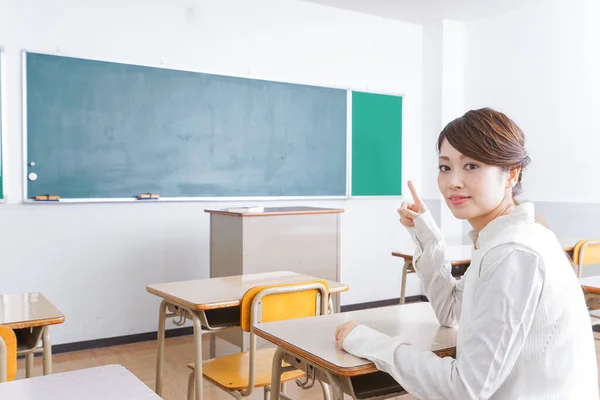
[255,302,456,400]
[392,245,472,304]
[580,275,600,324]
[581,276,600,293]
[0,292,64,377]
[394,239,579,304]
[146,271,349,400]
[0,364,160,399]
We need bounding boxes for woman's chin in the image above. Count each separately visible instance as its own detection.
[446,204,474,220]
[451,212,470,220]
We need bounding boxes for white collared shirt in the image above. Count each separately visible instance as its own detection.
[343,203,599,399]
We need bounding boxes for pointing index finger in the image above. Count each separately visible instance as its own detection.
[407,180,423,206]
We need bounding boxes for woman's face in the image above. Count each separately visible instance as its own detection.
[437,139,517,230]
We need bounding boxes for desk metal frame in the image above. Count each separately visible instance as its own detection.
[150,273,346,400]
[0,292,64,378]
[155,300,233,400]
[17,326,53,377]
[270,346,456,400]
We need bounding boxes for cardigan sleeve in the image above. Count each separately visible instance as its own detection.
[343,246,543,400]
[406,210,466,327]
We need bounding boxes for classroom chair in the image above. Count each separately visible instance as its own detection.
[573,239,600,278]
[187,280,330,400]
[0,326,17,383]
[574,239,600,326]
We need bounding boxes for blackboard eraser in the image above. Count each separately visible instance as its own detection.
[137,193,160,200]
[34,195,60,201]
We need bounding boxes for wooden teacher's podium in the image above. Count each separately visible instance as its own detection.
[204,206,344,350]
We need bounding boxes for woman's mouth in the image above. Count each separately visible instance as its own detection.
[449,196,470,206]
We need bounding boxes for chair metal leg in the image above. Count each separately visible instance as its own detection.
[270,347,286,400]
[187,370,195,400]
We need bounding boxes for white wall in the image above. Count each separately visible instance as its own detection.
[420,20,467,243]
[439,20,467,244]
[0,0,424,344]
[465,0,600,203]
[420,22,443,200]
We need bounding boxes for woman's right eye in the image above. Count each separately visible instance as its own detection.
[438,165,450,172]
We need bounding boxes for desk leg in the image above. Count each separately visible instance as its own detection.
[332,292,340,313]
[318,380,332,400]
[25,353,34,378]
[400,259,411,305]
[323,371,344,400]
[270,347,285,399]
[191,313,204,400]
[155,299,168,396]
[17,327,44,378]
[42,326,52,375]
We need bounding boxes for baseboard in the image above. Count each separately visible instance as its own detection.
[26,296,428,357]
[340,295,428,312]
[54,326,194,354]
[21,326,193,359]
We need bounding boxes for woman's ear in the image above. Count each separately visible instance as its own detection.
[507,165,521,189]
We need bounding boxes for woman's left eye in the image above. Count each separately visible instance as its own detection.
[465,163,479,170]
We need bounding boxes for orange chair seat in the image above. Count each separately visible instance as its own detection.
[188,347,305,391]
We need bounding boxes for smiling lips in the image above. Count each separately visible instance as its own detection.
[449,195,470,206]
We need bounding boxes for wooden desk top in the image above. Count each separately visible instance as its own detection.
[393,237,578,266]
[0,364,160,399]
[204,206,344,217]
[392,245,473,266]
[146,271,349,311]
[0,292,65,330]
[254,302,457,377]
[581,276,600,295]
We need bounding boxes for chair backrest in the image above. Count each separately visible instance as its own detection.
[0,326,17,382]
[237,280,329,396]
[573,239,600,277]
[240,279,329,332]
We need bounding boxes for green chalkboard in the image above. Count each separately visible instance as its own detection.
[351,91,402,196]
[25,52,347,199]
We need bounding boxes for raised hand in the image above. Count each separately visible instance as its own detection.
[398,180,427,227]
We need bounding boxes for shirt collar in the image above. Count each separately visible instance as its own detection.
[468,202,535,249]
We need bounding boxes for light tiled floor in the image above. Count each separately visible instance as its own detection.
[15,332,600,399]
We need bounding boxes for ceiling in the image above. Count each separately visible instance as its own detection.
[302,0,546,23]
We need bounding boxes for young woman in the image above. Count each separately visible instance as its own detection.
[336,108,599,399]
